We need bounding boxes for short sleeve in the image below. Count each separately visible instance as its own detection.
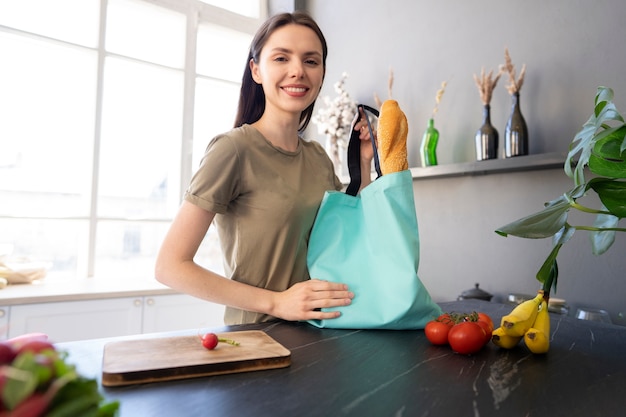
[184,134,240,214]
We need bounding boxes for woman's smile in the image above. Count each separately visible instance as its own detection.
[282,84,309,97]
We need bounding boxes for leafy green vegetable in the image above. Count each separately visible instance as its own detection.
[1,345,119,416]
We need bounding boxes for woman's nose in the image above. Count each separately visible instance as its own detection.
[289,61,305,78]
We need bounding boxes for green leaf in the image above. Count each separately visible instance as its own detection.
[588,126,626,178]
[595,85,615,105]
[590,210,619,255]
[496,197,570,239]
[2,365,39,410]
[553,223,576,246]
[588,178,626,217]
[565,86,625,185]
[537,245,561,294]
[48,378,103,417]
[96,401,121,417]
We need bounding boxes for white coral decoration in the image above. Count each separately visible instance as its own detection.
[312,72,356,169]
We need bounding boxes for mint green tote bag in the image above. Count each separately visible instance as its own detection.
[307,105,442,330]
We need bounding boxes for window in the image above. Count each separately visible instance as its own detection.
[0,0,265,281]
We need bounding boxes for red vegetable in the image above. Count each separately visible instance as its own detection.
[16,340,55,355]
[7,333,48,349]
[425,321,451,345]
[475,320,493,345]
[436,313,455,328]
[200,333,240,350]
[0,393,49,417]
[201,333,219,350]
[0,342,17,365]
[448,322,487,355]
[477,313,494,332]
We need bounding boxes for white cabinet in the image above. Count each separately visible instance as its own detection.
[142,294,225,334]
[6,294,225,343]
[8,297,143,343]
[0,306,8,339]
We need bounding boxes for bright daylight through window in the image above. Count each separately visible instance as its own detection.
[0,0,264,282]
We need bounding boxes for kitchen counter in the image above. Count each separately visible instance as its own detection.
[58,299,626,417]
[0,278,178,305]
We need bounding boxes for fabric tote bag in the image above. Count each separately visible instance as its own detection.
[307,104,442,330]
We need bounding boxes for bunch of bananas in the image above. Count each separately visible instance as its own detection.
[492,290,551,354]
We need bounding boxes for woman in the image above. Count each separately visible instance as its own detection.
[155,12,375,325]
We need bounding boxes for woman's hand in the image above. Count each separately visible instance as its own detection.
[354,107,377,189]
[271,279,354,321]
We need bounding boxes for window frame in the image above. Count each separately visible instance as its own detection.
[0,0,267,279]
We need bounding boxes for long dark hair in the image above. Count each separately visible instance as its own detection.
[233,12,327,133]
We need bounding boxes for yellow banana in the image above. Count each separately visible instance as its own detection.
[491,327,522,349]
[500,292,544,337]
[524,300,550,354]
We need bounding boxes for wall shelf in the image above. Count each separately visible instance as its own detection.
[409,152,567,180]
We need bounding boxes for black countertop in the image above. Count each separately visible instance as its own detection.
[59,300,626,417]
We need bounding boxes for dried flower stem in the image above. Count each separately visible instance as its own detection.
[374,67,395,107]
[432,81,448,117]
[473,67,502,105]
[502,48,526,95]
[374,92,382,108]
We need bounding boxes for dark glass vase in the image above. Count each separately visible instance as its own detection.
[504,92,528,157]
[420,118,439,166]
[475,104,498,160]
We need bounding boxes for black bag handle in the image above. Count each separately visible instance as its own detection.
[345,104,382,196]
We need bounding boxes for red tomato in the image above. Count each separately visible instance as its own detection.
[477,313,494,332]
[436,313,456,328]
[475,320,493,345]
[425,320,451,345]
[448,322,487,355]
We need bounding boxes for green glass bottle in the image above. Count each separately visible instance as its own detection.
[420,118,439,166]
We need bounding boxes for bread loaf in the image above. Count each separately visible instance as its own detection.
[378,100,409,174]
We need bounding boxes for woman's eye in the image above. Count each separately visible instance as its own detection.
[274,56,287,62]
[305,59,319,66]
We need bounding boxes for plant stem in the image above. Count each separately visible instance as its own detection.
[569,200,612,215]
[573,225,626,233]
[218,338,240,346]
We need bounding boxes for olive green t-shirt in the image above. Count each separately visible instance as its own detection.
[184,124,343,324]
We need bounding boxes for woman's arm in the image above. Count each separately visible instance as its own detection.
[155,201,353,321]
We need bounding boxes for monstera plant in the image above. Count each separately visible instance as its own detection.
[496,86,626,297]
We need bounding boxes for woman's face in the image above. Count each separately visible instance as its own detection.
[251,23,324,120]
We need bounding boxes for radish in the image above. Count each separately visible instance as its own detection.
[0,393,49,417]
[201,333,219,350]
[200,333,240,350]
[15,340,55,355]
[7,333,48,350]
[0,342,16,365]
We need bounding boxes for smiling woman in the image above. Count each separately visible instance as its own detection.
[0,0,264,282]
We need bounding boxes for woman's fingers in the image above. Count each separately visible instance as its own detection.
[303,279,353,308]
[354,108,376,141]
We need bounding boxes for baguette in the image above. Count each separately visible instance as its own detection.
[378,100,409,174]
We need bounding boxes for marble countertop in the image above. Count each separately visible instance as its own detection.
[58,299,626,417]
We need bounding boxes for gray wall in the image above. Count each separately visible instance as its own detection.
[273,0,626,324]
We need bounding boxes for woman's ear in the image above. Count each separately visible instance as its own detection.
[250,58,262,84]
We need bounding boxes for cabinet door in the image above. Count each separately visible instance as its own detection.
[142,294,225,334]
[8,297,143,343]
[0,306,8,340]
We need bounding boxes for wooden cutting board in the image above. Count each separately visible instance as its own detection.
[101,330,291,387]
